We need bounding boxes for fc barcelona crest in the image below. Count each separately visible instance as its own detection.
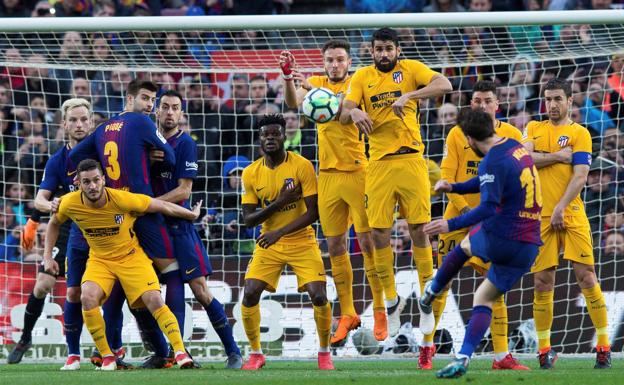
[392,71,403,84]
[114,214,124,224]
[557,135,570,147]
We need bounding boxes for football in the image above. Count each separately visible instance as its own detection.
[301,87,341,123]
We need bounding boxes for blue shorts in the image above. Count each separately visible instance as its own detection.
[168,221,212,282]
[65,247,90,288]
[469,225,538,293]
[135,213,174,260]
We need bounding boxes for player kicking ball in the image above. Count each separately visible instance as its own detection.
[418,109,542,379]
[240,115,334,370]
[43,159,200,371]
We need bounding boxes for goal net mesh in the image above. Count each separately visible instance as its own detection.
[1,19,624,360]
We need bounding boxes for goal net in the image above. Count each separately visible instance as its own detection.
[1,11,623,360]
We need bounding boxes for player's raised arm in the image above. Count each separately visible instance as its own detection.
[280,50,310,108]
[146,197,201,221]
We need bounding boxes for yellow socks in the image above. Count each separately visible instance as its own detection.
[153,305,185,353]
[82,307,113,357]
[241,304,262,352]
[374,246,397,301]
[582,285,609,348]
[491,295,509,354]
[314,302,332,349]
[363,250,385,311]
[330,253,356,317]
[412,246,433,295]
[533,290,554,351]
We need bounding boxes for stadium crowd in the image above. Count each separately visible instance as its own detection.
[0,0,623,270]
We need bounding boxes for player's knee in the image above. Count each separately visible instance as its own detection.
[534,270,555,292]
[327,237,347,256]
[80,291,99,310]
[357,233,375,255]
[66,287,81,303]
[242,287,262,307]
[34,278,54,297]
[408,224,429,247]
[190,280,212,305]
[309,291,328,307]
[142,291,165,312]
[574,264,597,289]
[372,229,390,249]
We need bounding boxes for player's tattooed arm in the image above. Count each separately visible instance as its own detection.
[256,194,319,249]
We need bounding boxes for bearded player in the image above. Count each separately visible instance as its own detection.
[280,40,386,344]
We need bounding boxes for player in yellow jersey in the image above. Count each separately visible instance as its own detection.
[280,39,386,344]
[436,80,528,371]
[522,78,611,369]
[240,114,334,371]
[42,159,200,371]
[340,27,452,368]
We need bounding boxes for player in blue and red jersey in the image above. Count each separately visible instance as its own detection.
[152,90,242,368]
[419,109,542,379]
[69,79,177,368]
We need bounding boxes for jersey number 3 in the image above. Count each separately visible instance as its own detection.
[104,141,121,181]
[520,165,542,209]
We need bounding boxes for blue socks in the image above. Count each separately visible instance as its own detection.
[162,270,186,338]
[431,245,470,293]
[205,298,240,356]
[458,305,493,358]
[63,300,83,356]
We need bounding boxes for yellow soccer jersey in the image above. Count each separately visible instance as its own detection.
[345,59,439,160]
[523,120,592,217]
[241,151,317,244]
[55,188,152,259]
[442,121,523,218]
[308,75,366,171]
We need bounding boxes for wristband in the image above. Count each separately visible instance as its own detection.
[282,74,293,80]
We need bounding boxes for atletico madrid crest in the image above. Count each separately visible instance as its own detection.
[392,71,403,84]
[114,214,124,224]
[557,135,569,147]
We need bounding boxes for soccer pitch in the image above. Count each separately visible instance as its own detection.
[1,358,621,385]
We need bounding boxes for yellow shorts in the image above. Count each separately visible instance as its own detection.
[366,154,431,228]
[531,216,594,273]
[81,248,159,308]
[438,228,489,275]
[245,240,326,292]
[318,169,370,237]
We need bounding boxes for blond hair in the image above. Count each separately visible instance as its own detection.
[61,98,92,120]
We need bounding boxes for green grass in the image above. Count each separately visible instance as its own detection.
[0,358,620,385]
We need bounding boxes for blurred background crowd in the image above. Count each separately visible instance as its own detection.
[0,0,623,270]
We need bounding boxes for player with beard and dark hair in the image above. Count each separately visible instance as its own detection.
[340,27,452,369]
[280,39,386,345]
[239,114,333,371]
[523,78,611,369]
[43,159,201,371]
[152,89,243,369]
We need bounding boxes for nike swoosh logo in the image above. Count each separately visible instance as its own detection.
[464,145,471,149]
[147,281,156,286]
[185,267,197,275]
[256,187,265,192]
[318,272,325,276]
[533,136,542,140]
[164,322,175,328]
[67,170,77,176]
[590,299,601,304]
[368,84,376,88]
